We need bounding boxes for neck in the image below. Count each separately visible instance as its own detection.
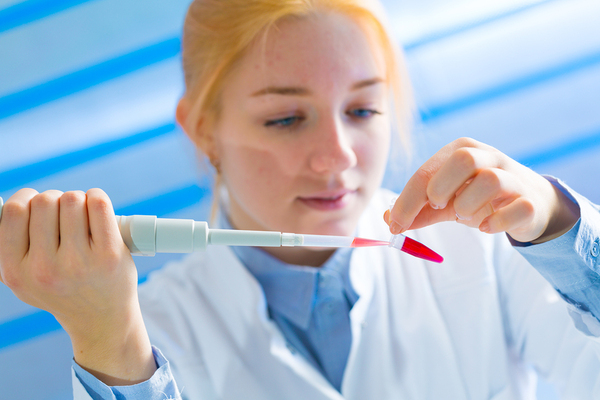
[258,246,336,267]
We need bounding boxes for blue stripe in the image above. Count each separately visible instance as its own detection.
[0,123,178,193]
[115,183,212,216]
[403,0,560,52]
[421,49,600,123]
[0,37,181,120]
[0,310,62,350]
[0,0,97,34]
[516,129,600,167]
[0,181,212,351]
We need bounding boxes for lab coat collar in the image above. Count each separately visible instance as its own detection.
[191,189,466,399]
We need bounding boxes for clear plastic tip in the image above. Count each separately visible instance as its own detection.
[388,233,406,250]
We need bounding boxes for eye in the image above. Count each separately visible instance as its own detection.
[348,108,382,119]
[264,115,305,129]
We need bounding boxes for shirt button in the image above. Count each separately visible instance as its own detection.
[591,239,600,258]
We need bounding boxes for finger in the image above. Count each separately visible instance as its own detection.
[0,189,39,261]
[29,190,63,254]
[390,166,439,233]
[479,197,535,239]
[456,203,494,229]
[389,138,482,233]
[383,209,390,225]
[408,198,458,230]
[59,191,90,250]
[453,168,516,221]
[0,189,39,286]
[427,147,500,210]
[86,189,120,249]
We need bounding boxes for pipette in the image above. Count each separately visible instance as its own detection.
[0,197,443,263]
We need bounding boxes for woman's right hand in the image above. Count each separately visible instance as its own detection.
[0,188,156,385]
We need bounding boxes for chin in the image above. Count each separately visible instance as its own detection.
[299,212,361,237]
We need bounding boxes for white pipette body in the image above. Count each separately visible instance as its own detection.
[115,214,305,256]
[0,198,356,255]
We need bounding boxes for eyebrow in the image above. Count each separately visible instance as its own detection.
[250,77,385,97]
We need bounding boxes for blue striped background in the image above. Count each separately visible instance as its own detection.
[1,0,598,398]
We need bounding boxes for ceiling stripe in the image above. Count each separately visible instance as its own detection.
[0,37,181,120]
[421,49,600,122]
[0,310,61,350]
[0,123,178,193]
[115,183,212,216]
[516,128,600,167]
[403,0,559,51]
[0,0,97,34]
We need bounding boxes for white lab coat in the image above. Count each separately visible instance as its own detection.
[72,189,600,399]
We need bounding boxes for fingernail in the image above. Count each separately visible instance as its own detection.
[390,221,402,235]
[455,212,472,221]
[479,221,490,233]
[429,201,446,210]
[383,210,390,223]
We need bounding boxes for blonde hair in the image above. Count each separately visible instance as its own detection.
[179,0,414,217]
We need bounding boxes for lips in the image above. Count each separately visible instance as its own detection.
[298,189,356,211]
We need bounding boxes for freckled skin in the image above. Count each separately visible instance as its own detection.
[198,12,391,265]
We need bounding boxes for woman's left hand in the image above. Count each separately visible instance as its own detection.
[385,137,580,244]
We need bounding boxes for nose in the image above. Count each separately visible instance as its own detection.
[309,117,357,174]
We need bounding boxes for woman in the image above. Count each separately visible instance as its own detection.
[1,0,599,399]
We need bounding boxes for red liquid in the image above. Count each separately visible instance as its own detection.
[350,236,444,264]
[351,237,390,247]
[401,236,444,263]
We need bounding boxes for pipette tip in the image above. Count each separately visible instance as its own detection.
[350,237,390,247]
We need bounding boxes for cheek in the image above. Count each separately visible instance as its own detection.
[358,127,390,177]
[219,139,303,200]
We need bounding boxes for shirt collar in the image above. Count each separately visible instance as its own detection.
[219,214,356,329]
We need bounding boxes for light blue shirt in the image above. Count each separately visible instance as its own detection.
[509,177,600,335]
[224,215,359,391]
[72,179,600,399]
[73,346,178,400]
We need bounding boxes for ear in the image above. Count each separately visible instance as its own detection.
[176,97,218,161]
[176,97,194,142]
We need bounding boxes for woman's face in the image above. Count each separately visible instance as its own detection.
[205,12,391,258]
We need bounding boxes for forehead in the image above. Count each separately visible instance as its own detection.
[227,12,387,97]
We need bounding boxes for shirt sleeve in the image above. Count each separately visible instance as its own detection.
[510,176,600,336]
[72,346,181,400]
